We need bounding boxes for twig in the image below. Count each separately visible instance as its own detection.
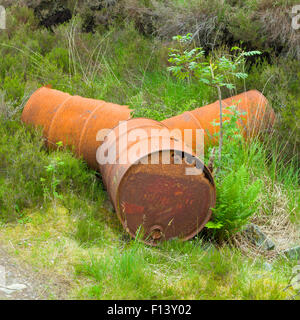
[208,147,216,173]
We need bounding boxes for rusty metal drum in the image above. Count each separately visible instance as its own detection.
[162,90,276,150]
[21,87,132,170]
[98,118,216,244]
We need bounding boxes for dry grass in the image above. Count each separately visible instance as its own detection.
[258,6,300,59]
[232,176,299,262]
[151,0,221,48]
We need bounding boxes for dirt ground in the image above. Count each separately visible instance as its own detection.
[0,246,69,300]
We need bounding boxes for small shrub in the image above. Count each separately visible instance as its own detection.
[205,106,263,241]
[206,165,262,241]
[0,116,104,222]
[2,74,26,105]
[0,119,48,221]
[245,57,300,161]
[45,47,70,73]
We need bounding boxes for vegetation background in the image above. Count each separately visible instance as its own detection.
[0,0,299,299]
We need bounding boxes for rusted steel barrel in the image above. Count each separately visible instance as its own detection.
[98,118,216,244]
[21,87,132,170]
[162,90,276,150]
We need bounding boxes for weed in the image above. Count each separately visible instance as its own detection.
[207,165,262,241]
[168,34,261,166]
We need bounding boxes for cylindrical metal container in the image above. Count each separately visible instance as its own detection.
[21,87,132,170]
[162,90,276,150]
[98,118,216,245]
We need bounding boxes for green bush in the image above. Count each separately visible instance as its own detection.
[0,116,104,222]
[45,47,70,73]
[0,118,47,221]
[205,107,263,241]
[207,165,262,241]
[2,74,25,104]
[245,57,300,160]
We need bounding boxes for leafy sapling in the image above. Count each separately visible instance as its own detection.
[168,35,261,168]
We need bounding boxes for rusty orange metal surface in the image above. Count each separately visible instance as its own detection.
[162,90,276,150]
[98,118,216,244]
[21,87,132,170]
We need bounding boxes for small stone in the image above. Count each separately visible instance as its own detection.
[243,223,275,251]
[282,246,300,260]
[6,283,27,291]
[0,287,14,295]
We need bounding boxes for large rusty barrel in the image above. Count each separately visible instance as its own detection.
[162,90,276,150]
[97,118,215,244]
[21,87,132,170]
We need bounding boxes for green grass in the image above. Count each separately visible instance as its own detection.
[75,240,297,300]
[0,6,299,300]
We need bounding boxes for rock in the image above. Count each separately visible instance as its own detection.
[282,246,300,260]
[0,287,14,295]
[0,283,27,295]
[6,283,27,291]
[243,223,275,251]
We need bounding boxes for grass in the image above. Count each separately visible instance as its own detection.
[0,6,299,300]
[0,210,296,299]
